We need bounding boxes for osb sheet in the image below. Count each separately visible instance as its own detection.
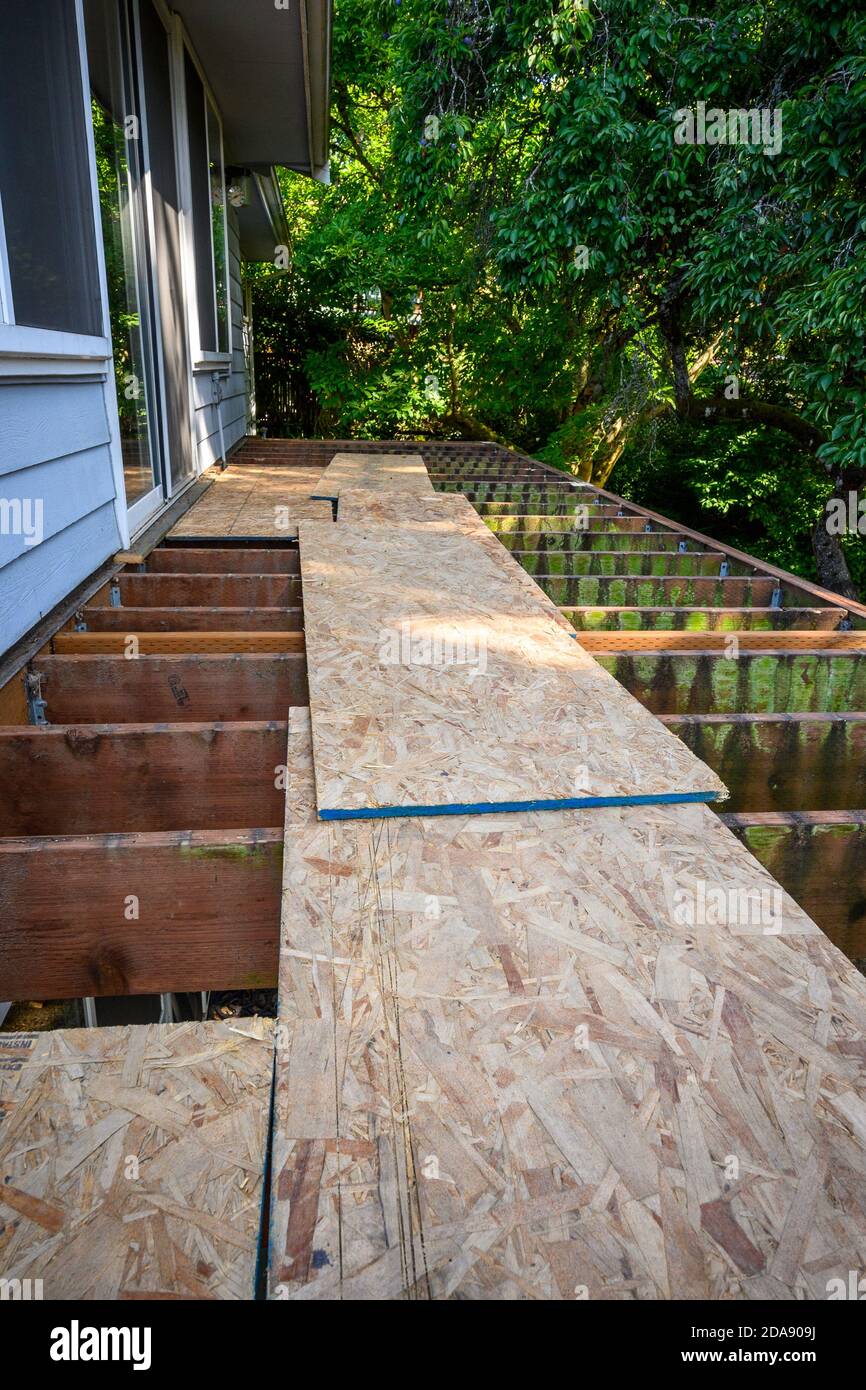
[339,488,575,634]
[311,452,433,500]
[337,488,464,526]
[0,1018,273,1300]
[171,464,332,537]
[268,710,866,1300]
[298,516,726,816]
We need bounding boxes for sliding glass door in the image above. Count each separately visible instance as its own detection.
[84,0,164,533]
[137,0,195,492]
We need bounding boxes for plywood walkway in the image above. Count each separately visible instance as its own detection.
[338,488,578,634]
[268,709,866,1300]
[0,1019,272,1299]
[171,462,331,538]
[311,452,433,501]
[299,506,726,817]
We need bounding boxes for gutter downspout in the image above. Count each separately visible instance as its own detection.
[212,370,229,469]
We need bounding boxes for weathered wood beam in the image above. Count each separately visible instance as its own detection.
[517,550,736,577]
[549,576,781,606]
[487,514,679,535]
[106,574,300,607]
[578,630,866,652]
[592,484,866,625]
[31,653,307,723]
[0,828,282,999]
[596,651,866,715]
[721,811,866,958]
[563,606,843,632]
[476,500,640,518]
[76,605,303,633]
[509,532,714,554]
[662,712,866,812]
[53,631,306,655]
[145,547,300,574]
[0,722,288,835]
[0,671,28,725]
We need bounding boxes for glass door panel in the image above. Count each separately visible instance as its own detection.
[85,0,164,523]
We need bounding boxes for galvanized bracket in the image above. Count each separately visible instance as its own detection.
[109,579,122,608]
[678,539,688,553]
[73,608,88,632]
[719,560,730,578]
[25,671,48,725]
[771,585,783,610]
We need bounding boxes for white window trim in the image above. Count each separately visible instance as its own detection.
[0,323,110,363]
[0,2,131,548]
[204,91,232,360]
[0,186,15,324]
[172,22,232,368]
[0,1,114,367]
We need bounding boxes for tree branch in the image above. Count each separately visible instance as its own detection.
[679,396,826,452]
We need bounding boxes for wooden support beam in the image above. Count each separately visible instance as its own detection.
[496,531,714,554]
[662,712,866,813]
[77,605,303,633]
[549,576,781,607]
[517,550,735,577]
[577,629,866,652]
[0,670,28,724]
[0,828,282,999]
[721,811,866,960]
[491,525,698,552]
[53,631,306,655]
[592,483,866,626]
[596,650,866,715]
[32,653,308,723]
[0,721,287,835]
[106,574,299,607]
[476,500,634,518]
[489,511,678,530]
[145,547,300,574]
[563,606,843,632]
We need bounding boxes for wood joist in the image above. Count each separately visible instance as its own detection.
[0,535,313,1002]
[0,829,282,999]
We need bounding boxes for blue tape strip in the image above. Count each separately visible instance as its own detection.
[318,791,719,821]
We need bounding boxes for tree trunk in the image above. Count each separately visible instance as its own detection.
[812,480,862,601]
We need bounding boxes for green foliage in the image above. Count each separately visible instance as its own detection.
[615,415,828,579]
[250,0,866,590]
[92,100,142,434]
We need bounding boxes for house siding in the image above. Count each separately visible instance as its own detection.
[0,205,255,659]
[0,380,121,653]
